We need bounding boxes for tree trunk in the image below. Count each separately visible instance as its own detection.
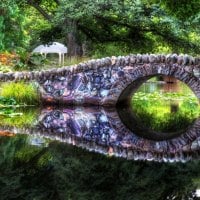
[66,20,83,57]
[67,32,83,57]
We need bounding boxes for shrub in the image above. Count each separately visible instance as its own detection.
[0,82,40,105]
[14,52,46,71]
[91,42,131,58]
[0,52,18,66]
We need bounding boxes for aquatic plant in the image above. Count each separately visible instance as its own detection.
[0,84,39,125]
[0,82,40,105]
[0,96,17,106]
[0,96,22,117]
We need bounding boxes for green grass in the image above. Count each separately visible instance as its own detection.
[64,56,91,66]
[131,91,200,132]
[0,107,39,128]
[0,82,40,105]
[39,56,91,70]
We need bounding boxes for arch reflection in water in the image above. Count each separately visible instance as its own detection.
[1,107,200,163]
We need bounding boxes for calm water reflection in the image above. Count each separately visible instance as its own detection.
[1,133,200,200]
[0,106,200,163]
[1,77,200,199]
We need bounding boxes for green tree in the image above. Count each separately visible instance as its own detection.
[24,0,200,56]
[2,0,200,55]
[0,0,29,51]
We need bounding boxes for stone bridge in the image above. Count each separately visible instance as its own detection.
[1,54,200,106]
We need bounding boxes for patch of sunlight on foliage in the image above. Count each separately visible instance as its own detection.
[24,7,51,41]
[188,32,200,44]
[145,33,172,54]
[0,82,39,105]
[131,92,200,132]
[193,178,200,188]
[36,152,52,168]
[92,42,131,58]
[0,66,12,73]
[0,108,38,128]
[154,45,172,54]
[14,146,42,163]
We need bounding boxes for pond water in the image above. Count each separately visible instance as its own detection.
[1,77,200,199]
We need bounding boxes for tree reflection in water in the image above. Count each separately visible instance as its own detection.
[0,77,200,199]
[1,134,200,200]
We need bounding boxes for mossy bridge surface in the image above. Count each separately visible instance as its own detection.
[1,54,200,106]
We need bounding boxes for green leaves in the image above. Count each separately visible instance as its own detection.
[28,53,46,66]
[0,96,16,106]
[0,97,22,117]
[0,1,29,51]
[0,82,39,105]
[52,0,200,54]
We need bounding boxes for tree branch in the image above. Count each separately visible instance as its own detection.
[54,0,61,5]
[27,0,52,21]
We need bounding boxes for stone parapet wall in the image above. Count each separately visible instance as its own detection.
[0,54,199,82]
[0,54,199,106]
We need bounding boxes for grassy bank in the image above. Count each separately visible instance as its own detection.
[0,82,40,105]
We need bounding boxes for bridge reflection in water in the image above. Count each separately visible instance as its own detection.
[1,106,200,163]
[0,72,200,163]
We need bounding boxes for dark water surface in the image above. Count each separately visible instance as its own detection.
[1,78,200,199]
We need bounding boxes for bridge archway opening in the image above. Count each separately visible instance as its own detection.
[117,74,199,106]
[116,75,200,141]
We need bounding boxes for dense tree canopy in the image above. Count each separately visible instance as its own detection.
[0,0,200,56]
[0,0,29,51]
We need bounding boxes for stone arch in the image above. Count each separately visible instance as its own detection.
[111,64,200,106]
[114,63,200,141]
